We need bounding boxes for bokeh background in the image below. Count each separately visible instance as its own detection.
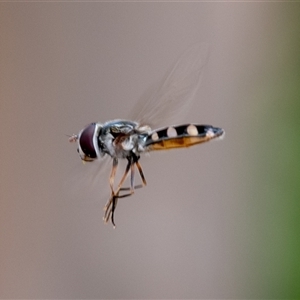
[1,2,300,298]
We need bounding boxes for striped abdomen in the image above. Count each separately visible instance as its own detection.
[145,124,224,151]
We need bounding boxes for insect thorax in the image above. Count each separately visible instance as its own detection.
[98,120,149,159]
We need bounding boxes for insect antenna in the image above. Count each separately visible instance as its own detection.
[66,134,78,143]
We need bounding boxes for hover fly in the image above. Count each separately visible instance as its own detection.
[69,43,224,226]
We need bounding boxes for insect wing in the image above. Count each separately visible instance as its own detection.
[129,42,210,129]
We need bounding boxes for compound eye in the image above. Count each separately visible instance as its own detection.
[78,123,97,160]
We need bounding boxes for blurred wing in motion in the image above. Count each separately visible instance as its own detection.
[129,42,210,129]
[65,155,112,198]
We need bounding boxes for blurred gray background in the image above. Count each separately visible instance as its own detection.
[1,2,300,298]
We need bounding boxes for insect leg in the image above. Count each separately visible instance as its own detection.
[119,183,144,192]
[109,157,118,193]
[117,153,138,197]
[104,154,147,225]
[110,195,118,227]
[103,158,118,224]
[103,157,132,225]
[118,154,147,194]
[115,159,137,196]
[135,160,147,186]
[103,157,119,225]
[103,192,120,226]
[115,156,132,194]
[103,193,118,227]
[129,157,135,193]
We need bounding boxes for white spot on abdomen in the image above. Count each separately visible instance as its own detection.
[167,127,177,138]
[187,124,198,136]
[151,132,159,141]
[206,128,215,138]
